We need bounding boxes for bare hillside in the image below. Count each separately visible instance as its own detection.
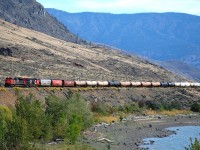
[0,19,200,108]
[0,19,183,83]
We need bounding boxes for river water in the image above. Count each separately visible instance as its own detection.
[140,126,200,150]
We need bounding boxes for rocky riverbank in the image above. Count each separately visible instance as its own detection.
[82,114,200,150]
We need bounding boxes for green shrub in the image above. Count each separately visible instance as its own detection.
[118,102,140,113]
[15,94,52,142]
[6,116,30,150]
[45,93,93,143]
[0,106,12,149]
[170,101,182,110]
[145,101,160,110]
[119,116,123,122]
[91,101,141,115]
[0,119,5,149]
[66,93,93,129]
[90,102,111,116]
[138,100,145,108]
[67,114,82,144]
[185,138,200,150]
[45,95,68,139]
[0,92,93,148]
[191,103,200,112]
[145,101,182,111]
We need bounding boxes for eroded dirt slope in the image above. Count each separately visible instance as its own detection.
[1,87,200,109]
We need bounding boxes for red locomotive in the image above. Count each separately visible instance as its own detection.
[5,77,40,87]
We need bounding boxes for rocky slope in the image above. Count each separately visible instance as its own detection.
[0,0,83,43]
[1,19,200,108]
[0,19,183,83]
[159,61,200,81]
[47,9,200,69]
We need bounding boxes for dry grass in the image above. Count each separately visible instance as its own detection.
[0,18,184,83]
[70,87,102,92]
[38,144,70,150]
[93,113,119,123]
[35,86,40,91]
[47,87,62,91]
[13,87,23,92]
[0,87,7,92]
[145,109,191,116]
[70,88,80,93]
[98,116,119,123]
[36,143,92,150]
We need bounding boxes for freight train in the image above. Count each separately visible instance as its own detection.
[4,77,200,87]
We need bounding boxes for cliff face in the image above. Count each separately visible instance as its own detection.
[0,0,82,43]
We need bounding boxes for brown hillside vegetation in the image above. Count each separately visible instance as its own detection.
[0,19,200,107]
[0,19,182,82]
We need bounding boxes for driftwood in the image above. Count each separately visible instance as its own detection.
[97,137,114,143]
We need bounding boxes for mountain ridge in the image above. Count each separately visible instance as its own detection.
[46,9,200,68]
[0,0,84,43]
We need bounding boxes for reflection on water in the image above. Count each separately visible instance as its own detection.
[140,126,200,150]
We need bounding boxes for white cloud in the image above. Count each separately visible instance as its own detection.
[37,0,200,16]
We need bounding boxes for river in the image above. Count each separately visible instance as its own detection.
[140,126,200,150]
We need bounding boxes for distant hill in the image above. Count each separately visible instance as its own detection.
[0,0,84,43]
[47,9,200,69]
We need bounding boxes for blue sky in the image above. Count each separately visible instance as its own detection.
[36,0,200,16]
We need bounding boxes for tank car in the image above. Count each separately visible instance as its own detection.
[141,82,152,87]
[108,81,120,87]
[160,82,169,87]
[40,79,51,86]
[131,82,142,87]
[120,81,131,87]
[97,81,109,87]
[51,79,63,87]
[63,80,75,87]
[75,81,87,86]
[151,82,161,87]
